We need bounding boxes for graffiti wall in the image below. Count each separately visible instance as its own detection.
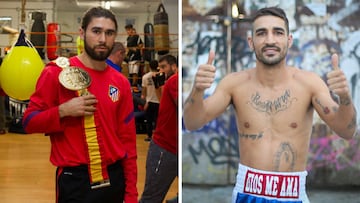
[182,0,360,186]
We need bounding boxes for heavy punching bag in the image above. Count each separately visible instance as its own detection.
[0,29,44,101]
[30,12,46,59]
[143,22,154,62]
[154,3,169,55]
[47,22,60,60]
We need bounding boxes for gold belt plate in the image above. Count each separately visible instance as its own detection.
[56,57,91,91]
[58,67,91,91]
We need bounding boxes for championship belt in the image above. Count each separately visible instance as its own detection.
[55,57,110,189]
[56,57,91,96]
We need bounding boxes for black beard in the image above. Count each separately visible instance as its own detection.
[83,36,112,61]
[257,54,284,66]
[255,45,287,66]
[166,69,175,79]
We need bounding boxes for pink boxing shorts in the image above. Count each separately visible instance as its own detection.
[232,163,310,203]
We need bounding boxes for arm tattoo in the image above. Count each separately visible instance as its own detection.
[185,97,195,105]
[315,98,330,114]
[348,115,357,130]
[339,96,351,106]
[347,107,357,130]
[239,132,263,140]
[274,142,296,171]
[248,89,295,115]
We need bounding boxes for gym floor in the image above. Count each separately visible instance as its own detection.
[0,133,178,203]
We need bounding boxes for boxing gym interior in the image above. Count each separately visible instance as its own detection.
[0,0,178,202]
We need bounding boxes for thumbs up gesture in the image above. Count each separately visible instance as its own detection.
[194,51,216,91]
[326,53,351,104]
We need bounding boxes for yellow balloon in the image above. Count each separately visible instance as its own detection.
[0,46,44,100]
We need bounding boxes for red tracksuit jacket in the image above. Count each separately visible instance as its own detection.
[23,56,138,202]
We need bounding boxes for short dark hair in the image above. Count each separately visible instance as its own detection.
[251,7,289,34]
[125,24,133,29]
[149,60,158,71]
[159,54,177,67]
[81,7,118,32]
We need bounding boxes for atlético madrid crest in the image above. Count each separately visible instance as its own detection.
[108,85,119,102]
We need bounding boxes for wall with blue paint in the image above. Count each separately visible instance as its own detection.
[182,0,360,186]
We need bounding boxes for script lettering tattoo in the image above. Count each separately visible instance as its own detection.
[274,142,296,171]
[315,98,330,114]
[249,90,294,115]
[239,132,263,140]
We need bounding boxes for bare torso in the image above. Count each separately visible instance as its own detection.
[227,67,315,172]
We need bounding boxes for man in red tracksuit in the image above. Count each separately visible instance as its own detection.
[23,7,137,203]
[139,54,178,203]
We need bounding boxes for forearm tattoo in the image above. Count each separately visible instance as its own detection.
[185,97,195,105]
[348,114,357,130]
[274,142,296,171]
[248,90,295,115]
[339,96,351,106]
[239,132,264,140]
[347,107,357,131]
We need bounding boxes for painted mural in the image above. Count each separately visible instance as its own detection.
[182,0,360,185]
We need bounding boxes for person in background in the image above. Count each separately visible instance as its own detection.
[152,55,177,101]
[106,41,126,72]
[183,7,357,203]
[22,6,138,203]
[139,54,178,203]
[76,35,84,55]
[125,24,143,87]
[141,59,160,142]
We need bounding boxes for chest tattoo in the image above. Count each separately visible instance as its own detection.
[249,89,295,115]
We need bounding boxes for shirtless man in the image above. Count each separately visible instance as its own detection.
[183,7,357,203]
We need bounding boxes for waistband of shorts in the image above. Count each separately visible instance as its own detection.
[234,163,308,201]
[60,160,122,172]
[237,163,308,178]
